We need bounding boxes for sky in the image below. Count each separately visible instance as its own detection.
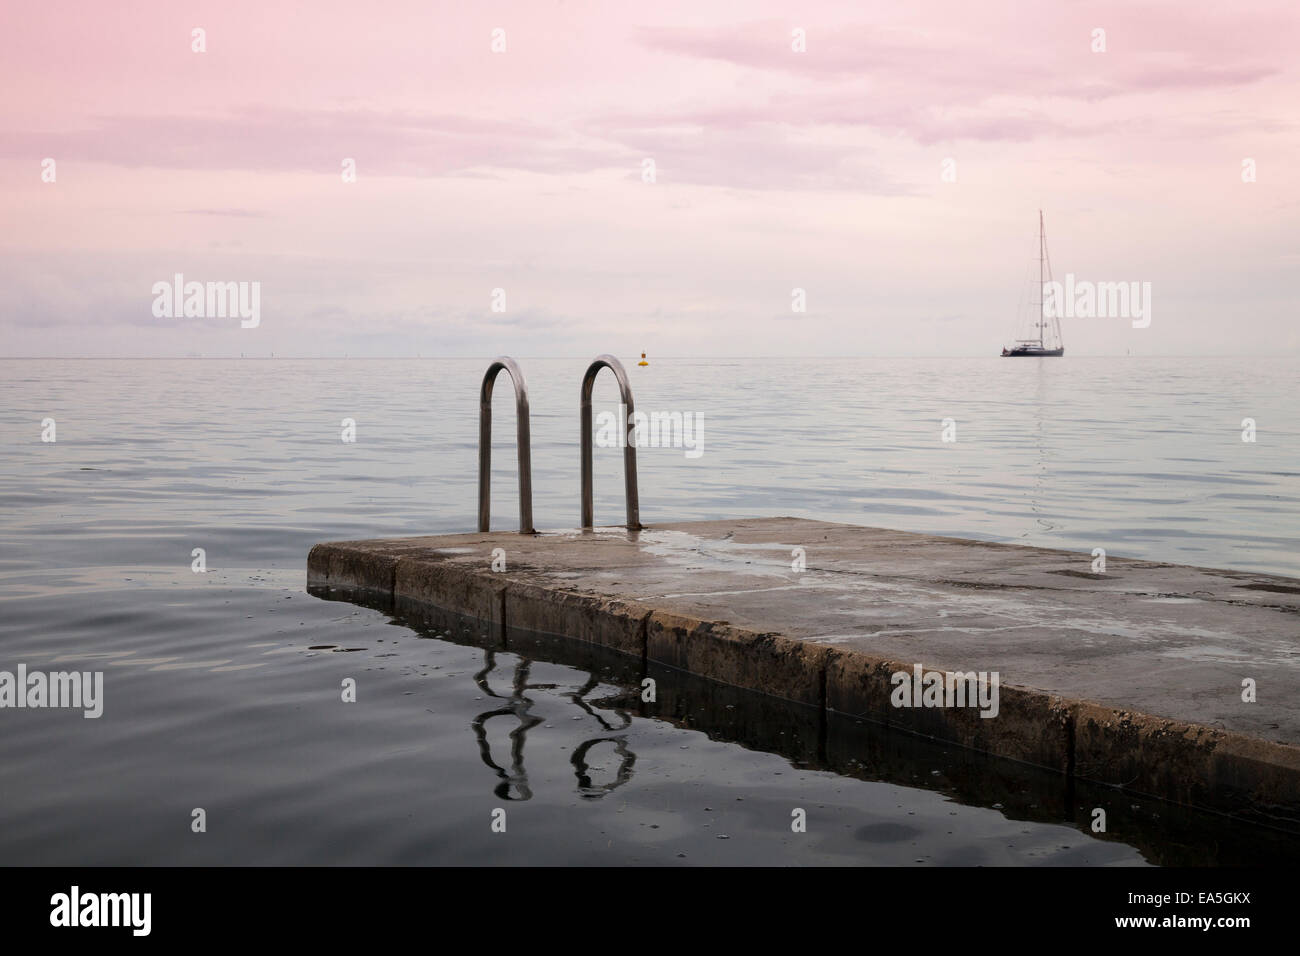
[1,0,1297,357]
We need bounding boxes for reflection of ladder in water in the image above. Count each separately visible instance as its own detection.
[479,354,641,532]
[471,650,543,801]
[471,648,635,800]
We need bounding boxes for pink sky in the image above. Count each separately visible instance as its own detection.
[1,0,1297,356]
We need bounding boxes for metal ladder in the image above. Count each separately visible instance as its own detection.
[581,354,641,530]
[478,354,640,533]
[478,357,534,533]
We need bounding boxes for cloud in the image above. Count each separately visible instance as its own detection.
[0,107,630,176]
[637,17,1279,102]
[590,97,1084,149]
[178,208,266,218]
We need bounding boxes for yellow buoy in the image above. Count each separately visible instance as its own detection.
[637,351,649,366]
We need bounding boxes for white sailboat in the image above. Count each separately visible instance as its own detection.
[1001,210,1065,357]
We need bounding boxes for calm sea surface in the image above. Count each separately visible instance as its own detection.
[1,356,1297,865]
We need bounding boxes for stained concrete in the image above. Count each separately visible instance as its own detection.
[307,517,1300,826]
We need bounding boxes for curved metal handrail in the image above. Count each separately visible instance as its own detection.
[479,357,534,533]
[580,354,640,529]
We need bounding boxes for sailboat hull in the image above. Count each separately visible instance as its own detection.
[1002,347,1064,357]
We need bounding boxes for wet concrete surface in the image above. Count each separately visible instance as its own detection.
[308,518,1300,828]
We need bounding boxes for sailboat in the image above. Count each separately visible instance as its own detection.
[1001,210,1064,357]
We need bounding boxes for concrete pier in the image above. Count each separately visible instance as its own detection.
[307,517,1300,827]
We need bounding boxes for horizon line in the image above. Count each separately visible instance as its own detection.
[2,353,1294,361]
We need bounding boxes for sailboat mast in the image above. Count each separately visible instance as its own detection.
[1038,209,1045,348]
